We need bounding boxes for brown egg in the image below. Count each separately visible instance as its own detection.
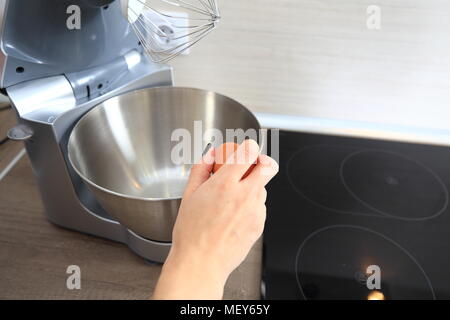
[212,142,256,178]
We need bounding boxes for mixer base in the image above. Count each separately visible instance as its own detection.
[7,52,174,263]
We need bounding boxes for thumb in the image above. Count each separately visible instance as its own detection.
[183,146,215,198]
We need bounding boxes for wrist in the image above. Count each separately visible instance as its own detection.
[166,246,229,287]
[153,246,227,300]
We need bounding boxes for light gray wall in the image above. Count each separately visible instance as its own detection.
[171,0,450,131]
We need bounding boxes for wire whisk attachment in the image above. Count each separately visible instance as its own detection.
[122,0,220,63]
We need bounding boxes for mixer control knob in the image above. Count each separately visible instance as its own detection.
[7,124,33,141]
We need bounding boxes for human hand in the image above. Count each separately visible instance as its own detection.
[153,139,279,300]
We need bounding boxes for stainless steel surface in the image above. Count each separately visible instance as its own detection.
[123,0,220,62]
[0,0,8,85]
[0,1,143,89]
[68,87,260,241]
[7,59,171,124]
[6,55,175,263]
[7,76,76,119]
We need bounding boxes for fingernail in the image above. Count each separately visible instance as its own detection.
[271,159,279,173]
[240,139,260,157]
[260,155,278,171]
[243,139,259,151]
[259,155,272,165]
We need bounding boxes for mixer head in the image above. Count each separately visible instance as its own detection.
[121,0,220,62]
[0,0,218,90]
[0,0,140,89]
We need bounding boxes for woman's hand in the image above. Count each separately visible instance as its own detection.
[153,140,279,300]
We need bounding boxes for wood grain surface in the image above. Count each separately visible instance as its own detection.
[172,0,450,131]
[0,107,23,174]
[0,156,262,299]
[0,90,260,300]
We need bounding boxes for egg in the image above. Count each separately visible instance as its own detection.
[212,142,256,178]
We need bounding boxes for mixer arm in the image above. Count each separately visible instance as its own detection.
[0,0,143,89]
[80,0,115,7]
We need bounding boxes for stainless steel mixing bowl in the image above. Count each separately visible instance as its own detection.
[68,87,261,242]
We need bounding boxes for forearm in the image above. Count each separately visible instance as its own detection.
[152,141,277,300]
[153,249,227,300]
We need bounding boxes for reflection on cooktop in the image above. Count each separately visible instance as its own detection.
[340,150,448,221]
[287,145,375,216]
[263,131,450,300]
[286,145,449,220]
[295,225,434,300]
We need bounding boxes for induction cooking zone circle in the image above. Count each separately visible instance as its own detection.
[340,150,449,221]
[295,225,435,300]
[287,145,449,221]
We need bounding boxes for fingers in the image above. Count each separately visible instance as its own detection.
[183,147,215,199]
[216,139,260,181]
[243,154,279,187]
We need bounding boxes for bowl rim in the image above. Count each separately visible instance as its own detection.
[67,86,262,202]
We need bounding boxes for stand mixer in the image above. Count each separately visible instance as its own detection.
[0,0,224,262]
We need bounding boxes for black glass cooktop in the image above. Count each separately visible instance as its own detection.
[263,130,450,300]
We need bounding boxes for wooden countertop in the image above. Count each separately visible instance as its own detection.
[0,109,261,299]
